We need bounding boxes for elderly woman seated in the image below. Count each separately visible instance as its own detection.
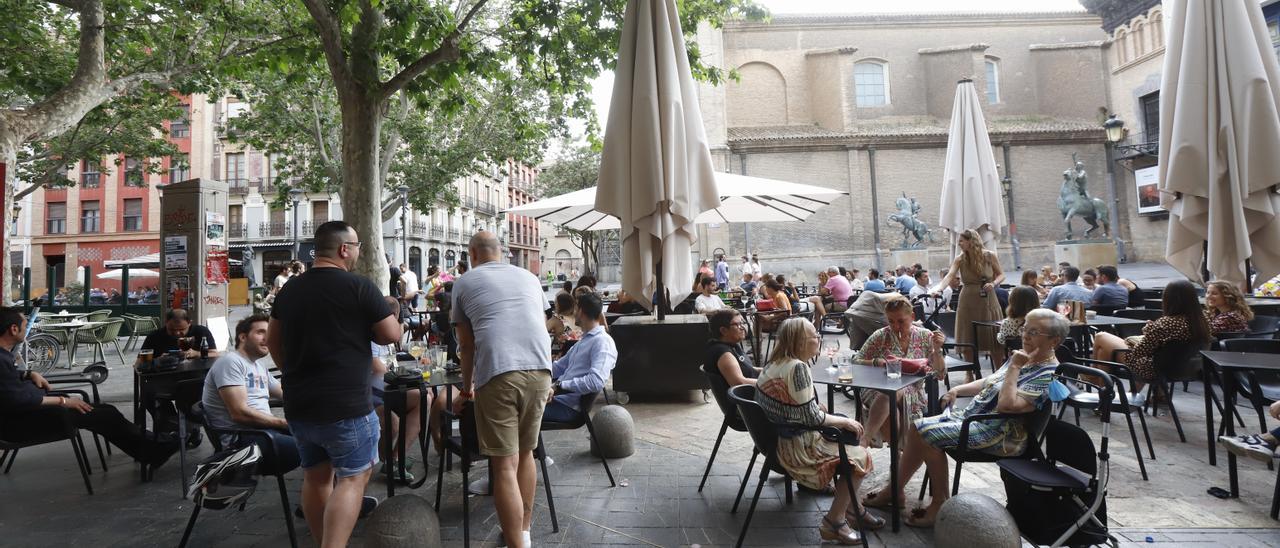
[852,294,946,447]
[756,318,880,544]
[864,309,1067,527]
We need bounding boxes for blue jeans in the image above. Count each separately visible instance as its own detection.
[289,410,380,478]
[239,429,300,476]
[542,399,582,424]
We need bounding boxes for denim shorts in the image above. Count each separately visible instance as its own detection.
[289,410,380,478]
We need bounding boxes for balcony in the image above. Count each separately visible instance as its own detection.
[463,196,477,209]
[477,201,497,216]
[80,173,101,189]
[430,225,444,240]
[447,228,460,242]
[227,178,249,195]
[410,221,429,237]
[259,221,292,238]
[229,223,248,239]
[301,218,328,235]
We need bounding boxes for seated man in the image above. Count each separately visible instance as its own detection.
[1090,265,1129,309]
[863,269,887,293]
[738,272,758,296]
[693,277,726,314]
[141,308,220,359]
[908,269,938,314]
[1042,266,1092,311]
[819,266,853,314]
[202,313,298,475]
[0,307,177,468]
[545,292,617,423]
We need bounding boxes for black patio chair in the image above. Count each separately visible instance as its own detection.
[698,365,755,507]
[1114,308,1162,322]
[727,384,868,548]
[1220,339,1280,433]
[1249,315,1280,339]
[0,393,96,495]
[1065,355,1154,481]
[173,378,298,548]
[929,312,979,387]
[1129,340,1210,443]
[819,294,858,335]
[534,391,615,532]
[1089,305,1121,317]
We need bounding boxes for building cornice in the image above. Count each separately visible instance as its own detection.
[729,11,1099,31]
[1029,40,1105,51]
[725,121,1106,153]
[32,231,160,245]
[804,46,858,57]
[918,44,990,55]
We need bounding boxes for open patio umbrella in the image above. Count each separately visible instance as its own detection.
[938,79,1006,255]
[594,0,721,315]
[1160,0,1280,287]
[506,172,847,231]
[97,268,159,280]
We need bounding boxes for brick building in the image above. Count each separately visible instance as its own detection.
[692,11,1123,278]
[505,159,542,274]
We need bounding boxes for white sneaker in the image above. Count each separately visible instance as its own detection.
[545,455,554,466]
[468,477,490,495]
[1218,434,1276,463]
[498,530,531,547]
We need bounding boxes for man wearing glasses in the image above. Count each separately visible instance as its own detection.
[269,220,402,548]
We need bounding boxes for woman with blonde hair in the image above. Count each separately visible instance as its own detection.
[1204,280,1253,335]
[755,318,880,543]
[932,229,1006,372]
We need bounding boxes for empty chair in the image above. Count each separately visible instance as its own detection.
[1249,316,1280,339]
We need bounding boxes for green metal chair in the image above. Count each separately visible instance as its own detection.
[75,318,127,365]
[121,314,159,351]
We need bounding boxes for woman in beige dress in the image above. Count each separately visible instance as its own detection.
[932,229,1005,375]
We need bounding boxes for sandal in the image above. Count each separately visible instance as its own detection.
[846,506,886,531]
[904,507,937,528]
[819,515,862,545]
[862,490,906,510]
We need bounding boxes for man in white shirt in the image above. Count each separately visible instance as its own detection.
[694,277,727,313]
[738,255,751,281]
[203,314,296,475]
[399,263,421,310]
[908,269,940,315]
[749,254,763,281]
[848,268,864,291]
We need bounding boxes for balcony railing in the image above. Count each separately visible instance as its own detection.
[431,225,444,240]
[410,221,429,237]
[259,221,292,238]
[477,201,497,216]
[463,196,477,209]
[229,223,247,239]
[447,228,460,242]
[300,218,328,235]
[227,178,249,195]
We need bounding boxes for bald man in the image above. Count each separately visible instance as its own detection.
[451,231,552,548]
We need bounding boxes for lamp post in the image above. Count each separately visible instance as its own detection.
[10,203,21,236]
[288,188,303,260]
[397,184,410,266]
[1103,114,1128,263]
[999,142,1022,270]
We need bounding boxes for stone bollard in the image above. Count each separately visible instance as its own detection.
[365,494,443,548]
[934,493,1020,548]
[588,404,635,459]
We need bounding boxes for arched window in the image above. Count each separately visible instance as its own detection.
[984,58,1000,104]
[1115,28,1130,65]
[445,249,456,268]
[428,248,440,267]
[409,247,422,278]
[853,61,889,107]
[1151,12,1163,49]
[1133,18,1147,57]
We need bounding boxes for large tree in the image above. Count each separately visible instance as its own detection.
[291,0,765,289]
[0,0,288,300]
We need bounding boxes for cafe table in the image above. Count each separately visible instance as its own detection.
[810,362,939,532]
[1200,350,1280,500]
[383,357,463,498]
[38,320,106,368]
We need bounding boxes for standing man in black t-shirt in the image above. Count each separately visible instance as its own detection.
[269,221,401,548]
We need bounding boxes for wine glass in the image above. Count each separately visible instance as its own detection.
[382,344,399,373]
[407,340,425,361]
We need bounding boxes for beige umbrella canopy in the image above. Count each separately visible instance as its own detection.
[1160,0,1280,287]
[594,0,721,313]
[938,79,1006,254]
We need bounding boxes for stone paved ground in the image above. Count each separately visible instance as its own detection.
[3,264,1280,547]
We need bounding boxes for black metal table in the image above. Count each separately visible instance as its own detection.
[1200,350,1280,497]
[133,357,214,430]
[382,361,462,499]
[810,363,938,532]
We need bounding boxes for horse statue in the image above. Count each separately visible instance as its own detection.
[887,193,934,249]
[1056,155,1110,240]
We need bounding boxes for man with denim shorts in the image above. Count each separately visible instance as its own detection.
[268,221,402,548]
[452,231,552,548]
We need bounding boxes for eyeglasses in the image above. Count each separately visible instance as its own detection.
[343,241,362,248]
[728,322,746,329]
[1024,328,1052,338]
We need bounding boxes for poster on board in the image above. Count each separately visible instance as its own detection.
[205,249,229,284]
[164,235,188,269]
[167,274,190,311]
[206,211,226,247]
[1134,166,1162,215]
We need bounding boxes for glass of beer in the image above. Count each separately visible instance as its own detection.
[138,349,154,368]
[177,337,192,352]
[837,363,853,384]
[408,340,425,361]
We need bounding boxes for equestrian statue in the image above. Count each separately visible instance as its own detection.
[887,193,934,249]
[1057,153,1110,240]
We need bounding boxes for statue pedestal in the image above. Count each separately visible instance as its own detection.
[890,249,930,271]
[1054,240,1118,270]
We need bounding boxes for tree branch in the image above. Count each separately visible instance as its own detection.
[300,0,354,91]
[378,0,489,101]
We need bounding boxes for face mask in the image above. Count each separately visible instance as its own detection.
[1047,379,1071,403]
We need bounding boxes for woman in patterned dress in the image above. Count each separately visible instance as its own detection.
[1204,280,1253,335]
[864,309,1067,527]
[853,295,946,447]
[756,318,880,544]
[1091,280,1212,390]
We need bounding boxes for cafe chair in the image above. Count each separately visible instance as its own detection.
[1065,355,1154,481]
[818,295,858,335]
[173,378,299,548]
[435,401,556,548]
[1248,316,1280,339]
[75,318,127,365]
[121,314,160,351]
[697,365,755,505]
[1220,339,1280,434]
[727,384,868,548]
[1114,308,1162,322]
[1088,305,1121,317]
[534,391,615,533]
[1124,341,1210,443]
[0,392,97,495]
[928,312,979,387]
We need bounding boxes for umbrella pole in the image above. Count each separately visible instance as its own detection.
[656,263,666,321]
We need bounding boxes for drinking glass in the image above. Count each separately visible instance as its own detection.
[178,337,192,352]
[885,358,902,379]
[408,341,425,360]
[138,349,154,367]
[837,364,853,383]
[383,345,399,374]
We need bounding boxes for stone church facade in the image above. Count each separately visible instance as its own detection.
[691,11,1142,281]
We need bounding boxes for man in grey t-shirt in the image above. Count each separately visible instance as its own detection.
[452,231,551,548]
[202,314,296,474]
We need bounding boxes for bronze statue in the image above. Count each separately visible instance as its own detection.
[888,193,934,248]
[1057,153,1110,240]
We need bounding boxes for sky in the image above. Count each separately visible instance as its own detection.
[559,0,1088,158]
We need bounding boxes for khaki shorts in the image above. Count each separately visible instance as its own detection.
[474,370,552,457]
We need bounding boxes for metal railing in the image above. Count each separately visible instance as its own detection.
[431,225,444,239]
[411,221,429,237]
[259,221,292,238]
[300,218,328,235]
[463,196,477,209]
[229,223,248,239]
[477,201,497,216]
[447,228,461,242]
[228,178,249,195]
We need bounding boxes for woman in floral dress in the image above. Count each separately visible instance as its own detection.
[853,295,945,447]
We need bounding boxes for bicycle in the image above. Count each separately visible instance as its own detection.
[16,309,63,374]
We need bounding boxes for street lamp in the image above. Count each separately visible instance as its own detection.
[288,187,303,260]
[1102,114,1128,263]
[397,184,410,266]
[11,203,21,236]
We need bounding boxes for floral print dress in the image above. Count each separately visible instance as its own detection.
[855,325,937,420]
[915,361,1056,457]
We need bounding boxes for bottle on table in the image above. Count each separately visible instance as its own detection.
[199,336,209,359]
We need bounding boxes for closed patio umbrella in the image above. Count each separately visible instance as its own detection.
[1160,0,1280,287]
[594,0,721,314]
[938,79,1006,254]
[506,172,847,231]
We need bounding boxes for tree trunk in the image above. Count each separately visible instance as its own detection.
[338,95,390,294]
[1,139,17,305]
